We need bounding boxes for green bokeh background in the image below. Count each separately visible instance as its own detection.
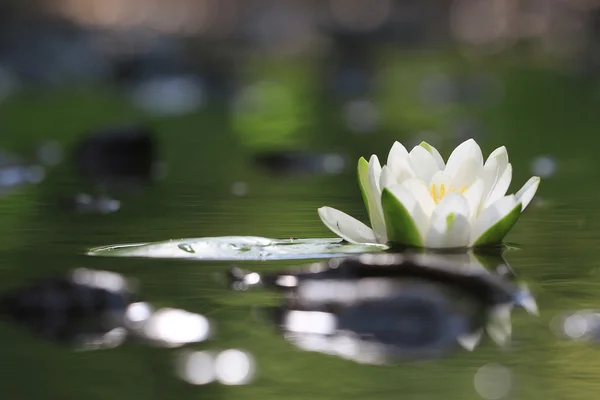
[0,50,599,400]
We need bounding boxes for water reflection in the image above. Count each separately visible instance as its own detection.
[552,310,600,342]
[139,307,211,348]
[0,268,133,349]
[176,349,256,386]
[474,363,513,400]
[62,193,121,214]
[278,280,474,364]
[0,147,48,196]
[0,268,212,350]
[230,252,537,364]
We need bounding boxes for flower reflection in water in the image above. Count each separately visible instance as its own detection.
[230,251,537,364]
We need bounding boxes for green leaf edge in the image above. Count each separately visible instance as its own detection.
[357,157,372,218]
[473,203,522,247]
[419,141,434,153]
[381,188,424,247]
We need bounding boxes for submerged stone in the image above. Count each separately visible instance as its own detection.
[73,125,159,187]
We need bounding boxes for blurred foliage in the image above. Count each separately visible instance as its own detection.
[232,60,319,150]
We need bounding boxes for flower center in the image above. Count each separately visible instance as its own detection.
[429,183,466,204]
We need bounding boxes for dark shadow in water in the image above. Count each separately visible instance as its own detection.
[0,267,212,351]
[0,267,133,350]
[56,124,167,214]
[73,125,162,190]
[229,252,537,364]
[252,150,347,177]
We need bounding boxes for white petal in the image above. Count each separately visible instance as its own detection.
[463,178,484,220]
[387,141,409,166]
[394,157,417,183]
[515,176,541,211]
[481,146,509,203]
[368,155,382,195]
[318,207,379,244]
[384,184,430,240]
[419,141,446,170]
[484,163,512,208]
[484,146,509,169]
[400,178,436,217]
[449,157,481,190]
[424,193,471,249]
[481,156,498,197]
[387,142,416,183]
[470,195,518,245]
[409,145,440,183]
[429,170,452,187]
[444,138,483,177]
[379,166,397,190]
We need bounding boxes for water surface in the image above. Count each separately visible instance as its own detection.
[0,59,599,400]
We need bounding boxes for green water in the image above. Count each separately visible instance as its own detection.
[1,54,599,400]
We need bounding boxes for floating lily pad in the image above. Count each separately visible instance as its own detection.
[86,236,389,261]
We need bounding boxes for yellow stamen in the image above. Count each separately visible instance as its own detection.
[429,184,468,204]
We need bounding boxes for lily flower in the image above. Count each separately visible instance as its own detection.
[318,139,540,249]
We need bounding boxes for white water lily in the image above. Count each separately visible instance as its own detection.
[318,138,540,249]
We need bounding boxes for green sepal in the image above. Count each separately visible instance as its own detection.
[381,188,423,247]
[473,203,522,247]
